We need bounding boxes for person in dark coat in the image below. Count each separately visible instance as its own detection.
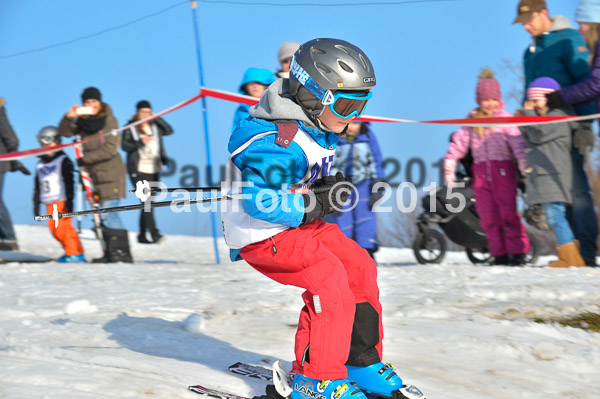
[0,98,19,250]
[59,87,132,263]
[121,100,174,244]
[329,121,385,260]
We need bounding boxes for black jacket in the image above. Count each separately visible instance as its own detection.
[121,117,174,176]
[0,101,19,173]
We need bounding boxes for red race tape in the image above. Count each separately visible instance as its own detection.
[1,87,596,162]
[0,93,203,162]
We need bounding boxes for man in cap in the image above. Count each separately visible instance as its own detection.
[514,0,599,266]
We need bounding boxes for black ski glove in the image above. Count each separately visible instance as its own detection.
[33,202,40,218]
[301,172,353,225]
[545,90,566,109]
[368,178,387,210]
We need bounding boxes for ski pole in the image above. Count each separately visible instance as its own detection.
[34,195,241,227]
[37,183,350,227]
[131,180,336,202]
[128,186,221,193]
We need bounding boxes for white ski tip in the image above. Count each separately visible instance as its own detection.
[272,360,293,397]
[399,384,426,399]
[135,180,151,202]
[52,204,59,228]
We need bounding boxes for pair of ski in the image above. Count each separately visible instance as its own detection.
[189,361,426,399]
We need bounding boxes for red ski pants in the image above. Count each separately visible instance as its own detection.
[46,201,84,256]
[240,219,382,380]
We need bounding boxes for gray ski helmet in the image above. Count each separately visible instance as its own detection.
[37,126,61,145]
[289,38,376,114]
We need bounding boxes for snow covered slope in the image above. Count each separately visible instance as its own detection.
[0,225,599,398]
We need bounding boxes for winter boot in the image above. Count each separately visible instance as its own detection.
[92,228,133,263]
[0,240,19,251]
[548,241,585,268]
[507,253,526,266]
[573,240,597,266]
[290,374,367,399]
[346,362,403,397]
[492,254,509,266]
[137,234,152,244]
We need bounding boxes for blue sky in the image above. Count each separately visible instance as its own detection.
[0,0,580,238]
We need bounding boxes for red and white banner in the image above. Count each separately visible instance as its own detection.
[199,86,598,127]
[0,86,596,162]
[0,93,203,162]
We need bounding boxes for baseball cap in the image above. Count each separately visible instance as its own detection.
[513,0,547,24]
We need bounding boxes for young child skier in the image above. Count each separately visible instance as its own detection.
[33,126,85,262]
[221,38,408,399]
[520,77,586,267]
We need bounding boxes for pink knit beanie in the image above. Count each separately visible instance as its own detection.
[475,69,501,104]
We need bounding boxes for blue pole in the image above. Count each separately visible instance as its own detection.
[190,0,221,264]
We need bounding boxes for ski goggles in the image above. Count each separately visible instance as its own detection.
[38,134,57,145]
[328,91,372,119]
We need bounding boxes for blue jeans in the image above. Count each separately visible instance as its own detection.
[542,202,574,245]
[0,172,16,241]
[100,199,124,230]
[566,149,598,260]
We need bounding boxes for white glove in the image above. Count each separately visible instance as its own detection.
[574,123,595,155]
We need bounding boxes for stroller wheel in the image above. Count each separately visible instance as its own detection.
[413,230,447,264]
[524,231,539,265]
[465,247,493,264]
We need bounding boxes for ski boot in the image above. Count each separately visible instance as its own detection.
[347,363,426,399]
[290,373,367,399]
[58,254,86,263]
[347,362,403,397]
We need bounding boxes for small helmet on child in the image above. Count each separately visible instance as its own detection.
[37,126,61,145]
[288,38,376,120]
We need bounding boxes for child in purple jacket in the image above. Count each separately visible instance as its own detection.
[444,69,530,266]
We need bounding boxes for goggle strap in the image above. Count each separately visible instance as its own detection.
[290,55,334,106]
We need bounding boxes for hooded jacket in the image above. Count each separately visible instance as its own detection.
[231,68,276,132]
[223,78,338,258]
[523,15,595,115]
[228,79,338,224]
[58,103,126,200]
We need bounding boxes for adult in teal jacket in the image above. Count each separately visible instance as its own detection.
[514,0,598,265]
[516,0,593,115]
